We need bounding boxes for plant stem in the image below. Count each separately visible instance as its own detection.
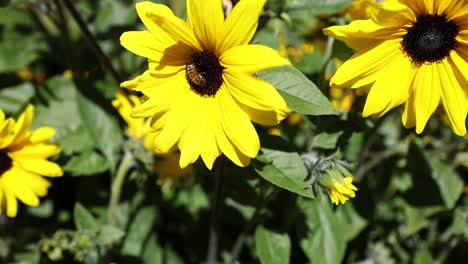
[62,0,123,83]
[108,150,133,226]
[207,159,225,264]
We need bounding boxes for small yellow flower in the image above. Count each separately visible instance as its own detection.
[112,92,192,184]
[154,152,193,186]
[324,0,468,135]
[112,92,156,150]
[120,0,291,169]
[0,105,63,217]
[319,170,357,205]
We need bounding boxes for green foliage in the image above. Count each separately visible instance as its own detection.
[255,226,291,264]
[259,66,336,116]
[0,0,466,264]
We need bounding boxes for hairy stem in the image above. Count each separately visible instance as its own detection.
[62,0,123,83]
[108,150,133,226]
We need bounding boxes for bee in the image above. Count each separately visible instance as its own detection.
[186,64,206,86]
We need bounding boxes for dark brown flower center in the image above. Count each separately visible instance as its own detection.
[185,51,224,97]
[0,149,12,176]
[402,14,459,64]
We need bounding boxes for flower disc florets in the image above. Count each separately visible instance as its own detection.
[402,14,459,64]
[185,51,224,97]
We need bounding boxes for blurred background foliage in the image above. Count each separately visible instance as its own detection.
[0,0,467,263]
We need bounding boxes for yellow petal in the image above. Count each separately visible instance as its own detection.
[213,119,251,168]
[218,0,266,53]
[14,158,63,177]
[10,144,61,159]
[2,169,40,207]
[0,118,15,149]
[10,105,34,147]
[29,127,56,143]
[153,91,194,153]
[5,187,18,217]
[362,53,414,117]
[330,39,401,89]
[138,1,202,50]
[186,0,224,53]
[220,44,290,74]
[21,171,51,197]
[135,2,178,47]
[218,88,259,158]
[120,31,166,61]
[367,0,416,27]
[401,95,417,129]
[413,64,441,134]
[438,60,468,136]
[200,127,221,170]
[323,20,402,50]
[223,69,291,125]
[450,50,468,83]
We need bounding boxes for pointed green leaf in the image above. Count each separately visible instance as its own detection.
[254,148,314,198]
[258,66,336,116]
[255,226,291,264]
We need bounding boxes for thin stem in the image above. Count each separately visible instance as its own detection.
[207,158,225,264]
[62,0,123,83]
[108,150,134,226]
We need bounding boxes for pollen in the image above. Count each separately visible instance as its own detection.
[402,14,459,65]
[185,51,224,97]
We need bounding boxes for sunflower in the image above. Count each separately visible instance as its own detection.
[0,105,63,217]
[120,0,291,170]
[324,0,468,135]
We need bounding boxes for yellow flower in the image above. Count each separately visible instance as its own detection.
[120,0,291,170]
[112,92,155,150]
[324,0,468,136]
[154,152,193,186]
[0,105,63,217]
[319,171,357,205]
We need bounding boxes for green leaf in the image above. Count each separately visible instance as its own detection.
[64,150,110,176]
[14,244,40,264]
[258,66,336,116]
[449,209,467,237]
[57,126,95,155]
[414,247,434,264]
[255,226,291,264]
[76,93,122,171]
[407,143,463,208]
[0,29,45,72]
[287,0,353,14]
[142,234,163,264]
[427,156,463,209]
[0,82,35,115]
[403,204,443,236]
[121,206,156,257]
[254,148,314,198]
[27,199,54,218]
[97,225,125,246]
[73,203,98,230]
[311,131,343,149]
[335,203,367,241]
[299,198,347,264]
